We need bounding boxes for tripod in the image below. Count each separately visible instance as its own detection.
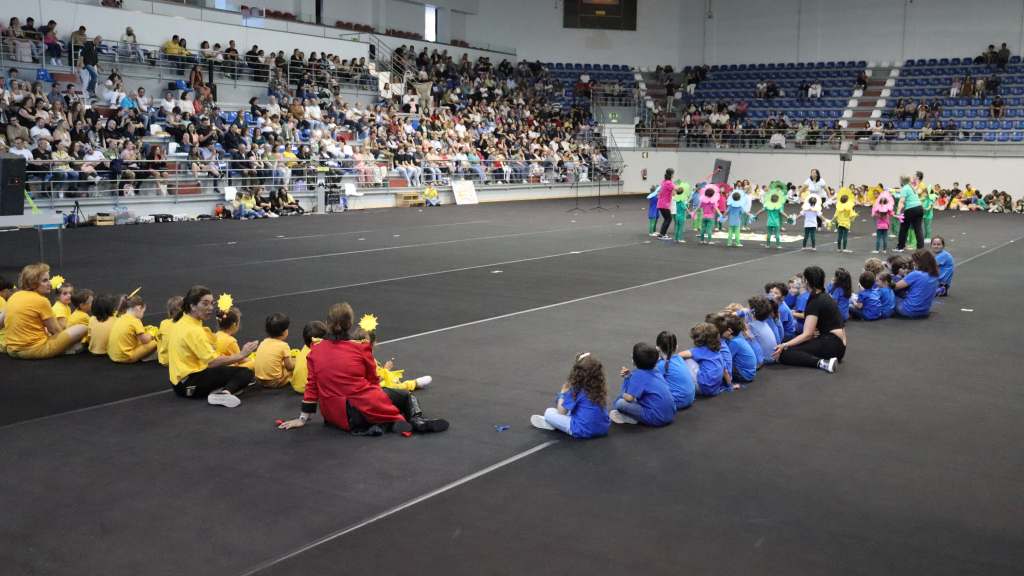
[566,170,584,213]
[590,168,607,211]
[69,200,86,227]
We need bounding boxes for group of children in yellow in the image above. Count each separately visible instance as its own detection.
[0,268,430,403]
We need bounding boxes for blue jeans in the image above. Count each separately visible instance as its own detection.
[543,407,572,435]
[614,398,644,421]
[84,65,99,93]
[394,166,412,183]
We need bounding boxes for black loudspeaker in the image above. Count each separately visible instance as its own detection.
[711,159,731,185]
[0,153,27,216]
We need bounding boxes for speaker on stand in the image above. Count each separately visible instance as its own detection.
[0,153,27,216]
[839,142,853,188]
[710,159,731,185]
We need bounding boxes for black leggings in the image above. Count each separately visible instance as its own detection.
[897,205,925,250]
[346,388,421,431]
[173,366,254,398]
[778,332,847,367]
[659,208,672,235]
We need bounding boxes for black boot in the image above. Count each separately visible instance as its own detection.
[410,416,449,433]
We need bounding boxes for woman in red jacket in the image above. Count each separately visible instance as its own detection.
[278,303,448,436]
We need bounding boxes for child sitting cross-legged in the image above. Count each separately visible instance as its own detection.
[253,313,295,388]
[849,271,882,321]
[678,322,736,397]
[87,294,119,356]
[108,295,158,363]
[66,289,93,343]
[722,312,759,383]
[531,351,612,438]
[290,321,327,394]
[609,342,677,426]
[214,307,254,369]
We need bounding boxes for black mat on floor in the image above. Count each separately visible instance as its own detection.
[2,197,1022,575]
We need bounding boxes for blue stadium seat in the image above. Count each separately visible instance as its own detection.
[939,58,949,65]
[1012,55,1022,64]
[1013,132,1024,141]
[966,109,978,118]
[950,58,961,65]
[907,131,919,140]
[857,61,866,68]
[984,132,997,141]
[574,63,583,70]
[953,120,962,128]
[836,61,845,68]
[980,109,991,118]
[916,59,926,66]
[905,59,915,67]
[927,59,937,66]
[1015,87,1024,96]
[602,64,611,71]
[900,121,912,129]
[1002,120,1013,130]
[913,120,924,129]
[1007,109,1018,118]
[583,64,592,70]
[963,120,975,130]
[941,110,952,118]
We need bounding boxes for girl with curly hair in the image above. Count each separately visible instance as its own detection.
[531,352,611,438]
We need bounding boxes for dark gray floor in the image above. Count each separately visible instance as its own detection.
[2,198,1022,575]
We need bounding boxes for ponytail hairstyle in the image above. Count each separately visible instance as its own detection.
[166,296,183,320]
[803,266,827,297]
[175,285,212,322]
[325,302,354,341]
[655,331,677,366]
[664,168,674,181]
[217,306,241,331]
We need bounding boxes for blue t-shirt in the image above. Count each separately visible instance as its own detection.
[778,300,796,339]
[620,368,676,426]
[784,293,797,309]
[878,286,895,318]
[770,317,784,345]
[857,287,882,321]
[727,335,757,382]
[689,345,727,396]
[719,338,732,374]
[727,205,745,227]
[648,195,659,218]
[898,270,939,317]
[744,332,764,366]
[935,250,954,286]
[560,390,611,439]
[656,356,695,409]
[828,285,850,323]
[748,319,777,364]
[794,292,810,333]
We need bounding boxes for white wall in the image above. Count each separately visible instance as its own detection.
[619,150,1021,199]
[386,0,427,34]
[321,0,374,27]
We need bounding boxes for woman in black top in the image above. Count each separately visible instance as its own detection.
[773,266,847,372]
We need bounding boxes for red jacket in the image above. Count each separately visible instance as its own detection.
[301,338,403,431]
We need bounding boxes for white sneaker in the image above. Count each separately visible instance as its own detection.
[817,358,837,373]
[207,392,241,408]
[609,410,638,424]
[530,414,556,430]
[268,212,279,218]
[415,376,432,388]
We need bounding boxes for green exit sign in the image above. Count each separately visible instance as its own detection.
[607,112,620,123]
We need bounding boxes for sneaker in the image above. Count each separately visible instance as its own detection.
[268,212,279,218]
[207,392,241,408]
[531,414,556,430]
[415,376,432,388]
[609,410,639,425]
[817,358,837,373]
[891,248,904,253]
[658,235,670,240]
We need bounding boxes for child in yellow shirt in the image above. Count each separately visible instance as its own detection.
[215,306,253,369]
[254,312,294,388]
[351,327,432,391]
[290,321,327,393]
[0,275,13,354]
[108,295,158,363]
[157,296,183,366]
[67,289,93,343]
[52,282,74,330]
[88,293,118,355]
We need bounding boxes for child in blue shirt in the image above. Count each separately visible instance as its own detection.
[655,331,695,409]
[792,280,810,334]
[876,271,896,318]
[723,314,758,382]
[678,322,736,396]
[766,282,796,341]
[827,268,852,323]
[610,342,676,426]
[704,314,733,374]
[532,352,611,438]
[726,191,748,247]
[745,295,778,364]
[849,271,882,321]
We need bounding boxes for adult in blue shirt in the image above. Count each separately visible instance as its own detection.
[611,343,676,426]
[655,332,695,409]
[930,236,954,295]
[894,249,940,317]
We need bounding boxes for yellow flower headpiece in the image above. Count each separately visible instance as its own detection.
[359,314,378,332]
[51,275,66,290]
[836,188,855,211]
[217,293,234,311]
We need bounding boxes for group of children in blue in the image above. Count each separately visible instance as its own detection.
[531,234,956,439]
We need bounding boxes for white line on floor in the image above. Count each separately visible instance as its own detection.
[236,440,559,576]
[0,390,172,430]
[957,236,1023,265]
[230,241,642,304]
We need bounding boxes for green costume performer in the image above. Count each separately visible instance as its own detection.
[672,181,692,243]
[759,184,788,248]
[922,191,937,240]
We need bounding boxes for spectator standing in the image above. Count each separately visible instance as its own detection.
[997,43,1010,71]
[79,36,102,98]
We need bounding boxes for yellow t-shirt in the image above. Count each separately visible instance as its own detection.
[216,331,241,357]
[157,318,175,366]
[168,315,219,385]
[0,294,7,350]
[88,317,116,355]
[53,301,71,324]
[109,314,145,362]
[163,40,183,56]
[4,291,54,351]
[290,344,311,393]
[67,309,91,343]
[254,337,290,381]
